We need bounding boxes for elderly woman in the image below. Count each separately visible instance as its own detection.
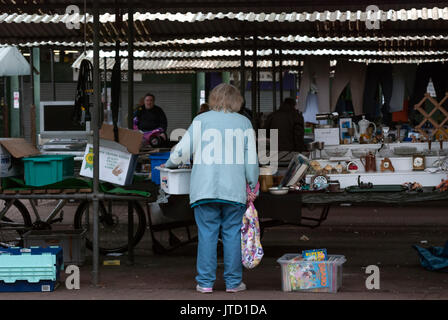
[164,83,259,293]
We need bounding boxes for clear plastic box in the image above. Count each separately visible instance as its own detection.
[23,229,86,266]
[156,167,191,195]
[277,254,346,293]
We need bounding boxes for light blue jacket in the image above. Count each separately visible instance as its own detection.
[165,110,259,205]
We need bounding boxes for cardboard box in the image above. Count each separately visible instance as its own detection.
[314,128,340,146]
[0,138,40,177]
[79,124,143,186]
[99,123,143,155]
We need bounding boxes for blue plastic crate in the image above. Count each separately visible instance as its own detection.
[149,152,170,185]
[0,280,59,292]
[0,246,63,292]
[0,246,64,271]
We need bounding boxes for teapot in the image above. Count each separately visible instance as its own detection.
[360,152,377,172]
[354,115,377,141]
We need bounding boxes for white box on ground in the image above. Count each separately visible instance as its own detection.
[0,138,40,177]
[157,167,191,195]
[80,140,138,186]
[314,128,340,145]
[0,146,19,177]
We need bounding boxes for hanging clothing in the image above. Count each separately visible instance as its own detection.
[390,64,417,112]
[303,92,319,124]
[392,99,409,123]
[362,64,393,124]
[331,61,367,115]
[297,57,330,113]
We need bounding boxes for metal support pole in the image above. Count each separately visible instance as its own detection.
[2,78,9,137]
[92,0,101,286]
[102,56,107,124]
[279,49,284,104]
[50,49,56,101]
[127,1,135,265]
[240,37,246,98]
[19,76,24,137]
[272,49,276,111]
[127,2,134,129]
[257,68,261,116]
[251,36,257,128]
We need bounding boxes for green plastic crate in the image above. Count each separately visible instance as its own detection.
[22,155,75,187]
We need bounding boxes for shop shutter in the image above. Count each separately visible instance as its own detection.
[244,90,292,114]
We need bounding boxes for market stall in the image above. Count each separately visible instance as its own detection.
[1,0,448,289]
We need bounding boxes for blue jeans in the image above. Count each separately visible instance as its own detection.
[194,202,245,289]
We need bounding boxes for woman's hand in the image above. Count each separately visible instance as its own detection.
[160,163,166,168]
[247,191,257,203]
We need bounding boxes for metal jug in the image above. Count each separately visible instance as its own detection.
[360,152,377,172]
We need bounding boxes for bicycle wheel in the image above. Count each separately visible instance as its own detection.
[0,200,32,248]
[73,200,147,254]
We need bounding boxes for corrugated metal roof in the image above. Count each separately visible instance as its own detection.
[2,7,448,56]
[350,57,448,64]
[72,49,448,72]
[3,8,448,24]
[3,0,446,15]
[79,49,448,59]
[72,56,303,71]
[13,34,448,49]
[2,15,448,46]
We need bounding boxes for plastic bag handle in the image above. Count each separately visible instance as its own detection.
[246,182,260,209]
[246,181,260,194]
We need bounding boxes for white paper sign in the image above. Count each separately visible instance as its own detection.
[13,92,19,109]
[80,144,134,185]
[314,128,340,145]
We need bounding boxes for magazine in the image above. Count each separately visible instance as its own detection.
[287,259,329,290]
[302,248,328,261]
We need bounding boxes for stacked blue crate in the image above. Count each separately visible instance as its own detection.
[0,246,63,292]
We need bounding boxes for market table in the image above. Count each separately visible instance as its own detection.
[134,187,448,253]
[0,177,160,267]
[255,188,448,231]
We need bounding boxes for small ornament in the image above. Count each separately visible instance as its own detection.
[380,157,395,172]
[412,154,425,171]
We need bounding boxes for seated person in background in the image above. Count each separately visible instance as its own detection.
[264,97,305,152]
[133,93,168,147]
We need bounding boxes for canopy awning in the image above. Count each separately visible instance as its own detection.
[0,46,30,76]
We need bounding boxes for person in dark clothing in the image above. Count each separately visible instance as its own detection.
[133,93,168,147]
[265,97,305,152]
[134,93,168,132]
[238,100,253,122]
[198,103,210,115]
